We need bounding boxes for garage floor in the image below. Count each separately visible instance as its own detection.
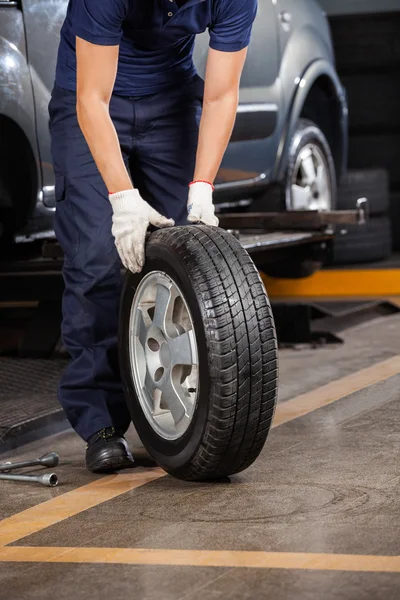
[0,313,399,599]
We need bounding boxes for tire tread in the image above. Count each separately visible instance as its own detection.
[149,226,278,481]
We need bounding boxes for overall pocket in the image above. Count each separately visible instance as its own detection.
[55,175,66,203]
[54,175,80,262]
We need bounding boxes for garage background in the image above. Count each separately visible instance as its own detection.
[319,0,400,249]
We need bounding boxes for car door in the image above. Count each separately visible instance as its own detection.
[21,0,69,208]
[193,0,282,190]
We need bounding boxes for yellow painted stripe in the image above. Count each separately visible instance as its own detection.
[0,547,399,573]
[272,355,400,427]
[387,297,400,309]
[262,269,400,298]
[1,356,400,552]
[0,469,165,547]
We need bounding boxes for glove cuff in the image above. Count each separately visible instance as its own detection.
[188,182,214,203]
[189,179,215,191]
[109,188,143,212]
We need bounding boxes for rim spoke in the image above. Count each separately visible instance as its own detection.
[169,330,197,367]
[144,369,157,393]
[162,376,188,426]
[152,388,163,416]
[310,166,330,210]
[300,149,317,185]
[152,283,173,331]
[291,184,312,210]
[144,369,158,413]
[137,308,150,348]
[315,165,328,196]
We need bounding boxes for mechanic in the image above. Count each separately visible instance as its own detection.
[49,0,257,473]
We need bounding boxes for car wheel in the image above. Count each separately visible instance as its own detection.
[337,168,389,214]
[331,216,392,265]
[250,119,336,279]
[119,225,278,481]
[285,119,337,212]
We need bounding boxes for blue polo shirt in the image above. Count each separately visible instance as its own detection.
[55,0,258,96]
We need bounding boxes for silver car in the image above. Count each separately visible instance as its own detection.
[0,0,347,245]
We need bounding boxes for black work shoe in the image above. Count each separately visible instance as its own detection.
[85,427,135,474]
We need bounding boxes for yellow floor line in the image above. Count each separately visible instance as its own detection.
[0,469,165,547]
[0,546,399,573]
[272,355,400,428]
[387,297,400,309]
[0,355,400,563]
[262,269,400,298]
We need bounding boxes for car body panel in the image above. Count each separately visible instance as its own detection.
[276,58,348,181]
[0,0,348,238]
[195,0,283,186]
[0,3,39,205]
[20,0,68,208]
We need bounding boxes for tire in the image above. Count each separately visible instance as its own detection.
[251,119,336,213]
[337,169,389,215]
[284,119,337,211]
[119,225,278,481]
[332,216,392,265]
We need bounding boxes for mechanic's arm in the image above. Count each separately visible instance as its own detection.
[195,47,247,183]
[76,37,173,273]
[188,47,247,226]
[76,37,132,193]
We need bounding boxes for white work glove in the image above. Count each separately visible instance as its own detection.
[187,181,219,226]
[110,189,174,273]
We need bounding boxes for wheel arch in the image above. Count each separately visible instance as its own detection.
[274,60,348,185]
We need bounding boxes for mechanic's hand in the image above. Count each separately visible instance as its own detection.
[110,189,174,273]
[187,181,219,226]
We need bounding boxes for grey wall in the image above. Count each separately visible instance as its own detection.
[318,0,400,15]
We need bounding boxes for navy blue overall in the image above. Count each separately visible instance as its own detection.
[50,0,257,441]
[49,79,203,440]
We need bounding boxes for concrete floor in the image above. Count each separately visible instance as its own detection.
[0,313,399,599]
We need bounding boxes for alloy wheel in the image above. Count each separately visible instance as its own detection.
[289,143,332,211]
[129,271,199,441]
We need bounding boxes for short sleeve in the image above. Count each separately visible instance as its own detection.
[71,0,129,46]
[209,0,258,53]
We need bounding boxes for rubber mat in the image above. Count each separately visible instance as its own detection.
[0,358,68,450]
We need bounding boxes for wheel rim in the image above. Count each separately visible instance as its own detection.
[289,143,331,211]
[129,271,199,441]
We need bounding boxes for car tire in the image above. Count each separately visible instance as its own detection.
[251,119,336,214]
[337,169,389,215]
[119,225,278,481]
[331,216,392,265]
[284,118,337,211]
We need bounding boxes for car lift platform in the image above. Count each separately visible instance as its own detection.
[6,202,397,452]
